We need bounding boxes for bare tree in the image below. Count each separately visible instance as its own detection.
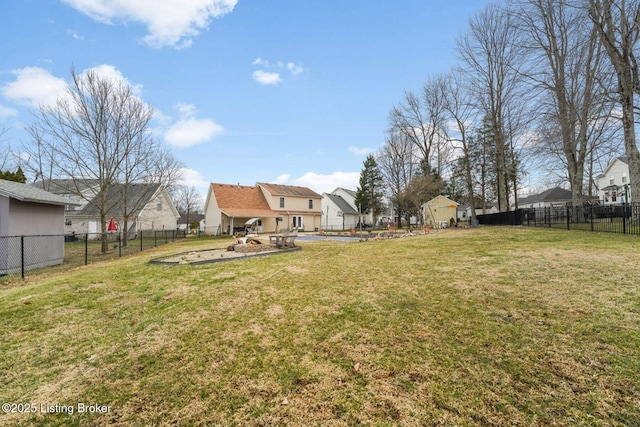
[376,131,419,224]
[442,71,480,221]
[388,75,449,174]
[175,185,203,231]
[27,67,180,252]
[516,0,615,212]
[589,0,640,204]
[457,2,527,211]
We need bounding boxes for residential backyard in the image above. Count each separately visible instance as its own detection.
[0,227,639,426]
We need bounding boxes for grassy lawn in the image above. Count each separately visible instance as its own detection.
[1,227,639,426]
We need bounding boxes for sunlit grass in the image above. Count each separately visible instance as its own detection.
[0,227,639,425]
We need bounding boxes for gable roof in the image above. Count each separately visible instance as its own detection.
[257,182,321,198]
[598,156,629,178]
[332,187,356,198]
[78,183,168,217]
[518,187,573,205]
[325,193,358,215]
[0,179,75,206]
[423,195,460,207]
[210,183,277,217]
[31,178,100,194]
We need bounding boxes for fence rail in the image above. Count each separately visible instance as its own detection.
[1,229,186,281]
[477,203,640,236]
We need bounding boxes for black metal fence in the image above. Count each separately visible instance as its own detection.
[478,203,640,236]
[0,229,186,282]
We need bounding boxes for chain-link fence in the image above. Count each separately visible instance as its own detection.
[0,229,186,282]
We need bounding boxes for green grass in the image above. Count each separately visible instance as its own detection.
[1,227,639,426]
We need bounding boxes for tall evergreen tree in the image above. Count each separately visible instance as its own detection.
[354,154,385,226]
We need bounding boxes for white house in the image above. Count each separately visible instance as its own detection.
[0,179,77,275]
[321,191,359,231]
[597,156,631,204]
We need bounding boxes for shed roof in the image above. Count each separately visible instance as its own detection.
[0,179,76,206]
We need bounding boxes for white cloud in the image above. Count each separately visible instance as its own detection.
[252,58,269,67]
[165,117,224,148]
[348,146,374,156]
[275,171,360,194]
[1,64,145,111]
[251,59,304,84]
[161,103,224,148]
[253,70,281,85]
[67,29,85,40]
[0,104,19,119]
[274,174,291,184]
[177,167,210,190]
[287,62,304,76]
[2,67,68,108]
[61,0,237,49]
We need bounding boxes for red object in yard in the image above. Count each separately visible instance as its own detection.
[107,217,117,231]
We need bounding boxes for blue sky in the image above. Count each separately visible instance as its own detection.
[0,0,490,197]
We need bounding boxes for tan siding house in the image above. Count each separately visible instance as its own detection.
[257,183,322,232]
[204,182,322,235]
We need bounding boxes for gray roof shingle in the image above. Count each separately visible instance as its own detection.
[0,179,77,206]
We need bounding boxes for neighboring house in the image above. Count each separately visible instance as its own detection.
[65,183,179,236]
[457,204,498,222]
[321,191,359,231]
[422,195,459,228]
[516,188,573,209]
[0,179,77,274]
[31,179,99,214]
[330,187,375,225]
[257,182,322,231]
[204,182,322,235]
[178,213,205,233]
[597,156,631,204]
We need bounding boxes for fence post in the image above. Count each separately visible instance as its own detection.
[566,206,570,230]
[590,204,594,232]
[154,231,157,247]
[623,202,627,234]
[85,233,89,265]
[21,236,25,279]
[140,230,143,251]
[118,231,122,257]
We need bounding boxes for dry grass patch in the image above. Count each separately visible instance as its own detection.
[0,228,639,425]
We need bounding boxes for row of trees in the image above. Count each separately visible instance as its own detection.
[361,0,639,225]
[0,167,26,183]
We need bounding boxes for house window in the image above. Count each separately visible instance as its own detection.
[157,201,162,211]
[292,216,303,229]
[280,197,285,208]
[612,192,617,202]
[308,199,313,209]
[65,218,72,226]
[623,172,627,183]
[610,175,615,185]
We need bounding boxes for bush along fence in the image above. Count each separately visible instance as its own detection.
[0,229,186,281]
[477,203,640,236]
